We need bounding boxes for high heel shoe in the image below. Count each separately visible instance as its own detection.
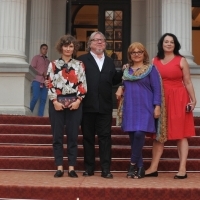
[134,166,145,179]
[145,171,158,177]
[174,174,187,179]
[127,164,137,178]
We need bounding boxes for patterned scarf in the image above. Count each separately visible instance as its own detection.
[122,64,153,81]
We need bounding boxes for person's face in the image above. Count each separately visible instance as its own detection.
[90,33,106,55]
[40,46,48,56]
[130,47,144,63]
[162,35,175,53]
[62,43,74,57]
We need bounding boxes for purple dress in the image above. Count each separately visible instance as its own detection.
[122,66,161,133]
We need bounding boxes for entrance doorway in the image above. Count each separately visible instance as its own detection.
[70,0,131,108]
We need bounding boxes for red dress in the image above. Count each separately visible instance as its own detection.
[153,56,195,140]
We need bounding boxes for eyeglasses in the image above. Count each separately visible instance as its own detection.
[91,38,106,43]
[130,51,144,56]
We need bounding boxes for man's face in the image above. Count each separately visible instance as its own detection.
[90,33,106,55]
[40,46,48,56]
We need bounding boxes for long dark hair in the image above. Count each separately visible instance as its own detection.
[157,33,183,59]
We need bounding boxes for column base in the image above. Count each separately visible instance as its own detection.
[0,63,36,116]
[0,106,32,116]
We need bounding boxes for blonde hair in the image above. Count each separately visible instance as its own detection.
[127,42,149,66]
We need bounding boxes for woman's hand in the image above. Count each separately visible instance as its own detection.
[115,86,124,100]
[154,105,161,118]
[68,99,81,110]
[53,101,65,111]
[122,64,129,71]
[188,101,196,111]
[44,80,49,88]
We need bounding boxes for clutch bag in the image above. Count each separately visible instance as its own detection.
[57,96,77,108]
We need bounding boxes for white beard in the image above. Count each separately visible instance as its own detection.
[95,48,104,54]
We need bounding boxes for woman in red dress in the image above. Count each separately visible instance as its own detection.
[145,33,196,179]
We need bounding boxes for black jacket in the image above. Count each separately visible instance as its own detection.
[78,53,123,114]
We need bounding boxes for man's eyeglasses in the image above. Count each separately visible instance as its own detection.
[130,51,144,56]
[91,38,106,43]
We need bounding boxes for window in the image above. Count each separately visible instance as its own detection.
[105,10,123,69]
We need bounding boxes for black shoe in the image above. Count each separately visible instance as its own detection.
[101,171,113,179]
[68,170,78,178]
[127,164,137,178]
[54,170,64,178]
[83,171,94,176]
[134,166,145,179]
[145,171,158,177]
[174,174,187,179]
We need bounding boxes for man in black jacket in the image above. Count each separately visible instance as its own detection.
[78,31,122,178]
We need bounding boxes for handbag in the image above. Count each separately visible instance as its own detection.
[57,96,77,108]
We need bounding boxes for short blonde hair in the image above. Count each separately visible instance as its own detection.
[127,42,149,66]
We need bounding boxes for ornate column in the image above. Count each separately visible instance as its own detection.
[162,0,200,115]
[162,0,196,67]
[29,0,51,63]
[0,0,36,115]
[146,0,161,60]
[0,0,27,64]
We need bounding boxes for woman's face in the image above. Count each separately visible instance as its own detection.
[62,43,74,57]
[130,47,144,63]
[162,35,175,53]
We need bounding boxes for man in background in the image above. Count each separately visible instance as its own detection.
[30,44,50,116]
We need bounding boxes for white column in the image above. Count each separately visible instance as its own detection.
[131,0,146,45]
[0,0,27,64]
[0,0,36,115]
[146,0,161,60]
[29,0,51,63]
[162,0,196,67]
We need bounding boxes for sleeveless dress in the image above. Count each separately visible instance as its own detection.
[153,56,195,140]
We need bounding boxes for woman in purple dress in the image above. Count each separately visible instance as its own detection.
[116,42,163,179]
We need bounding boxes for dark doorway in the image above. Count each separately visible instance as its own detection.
[69,0,131,108]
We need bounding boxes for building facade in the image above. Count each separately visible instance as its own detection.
[0,0,200,116]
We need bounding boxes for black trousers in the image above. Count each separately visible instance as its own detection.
[81,112,112,172]
[49,100,82,166]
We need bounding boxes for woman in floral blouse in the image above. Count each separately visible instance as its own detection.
[47,35,87,178]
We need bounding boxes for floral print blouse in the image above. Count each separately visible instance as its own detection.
[47,58,87,101]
